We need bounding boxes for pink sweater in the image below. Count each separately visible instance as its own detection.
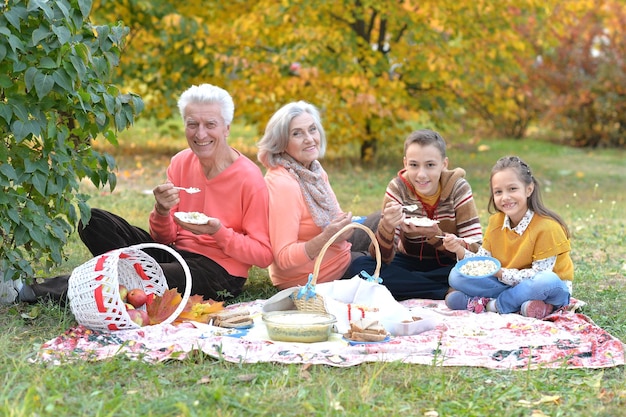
[265,166,351,289]
[149,149,272,278]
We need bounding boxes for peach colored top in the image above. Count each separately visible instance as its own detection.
[265,166,351,289]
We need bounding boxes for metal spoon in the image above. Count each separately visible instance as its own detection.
[402,204,418,212]
[173,186,201,194]
[436,235,482,244]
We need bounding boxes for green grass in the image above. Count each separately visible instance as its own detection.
[2,123,626,416]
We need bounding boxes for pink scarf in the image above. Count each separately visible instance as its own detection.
[276,154,339,228]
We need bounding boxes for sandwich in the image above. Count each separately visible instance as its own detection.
[210,308,253,328]
[344,318,388,342]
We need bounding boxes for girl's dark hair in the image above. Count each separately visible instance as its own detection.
[488,156,570,237]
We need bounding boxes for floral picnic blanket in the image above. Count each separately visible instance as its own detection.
[35,299,625,370]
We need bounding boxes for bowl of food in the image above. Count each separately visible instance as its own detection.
[454,256,501,279]
[262,311,337,343]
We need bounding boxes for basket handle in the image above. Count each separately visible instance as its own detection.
[310,222,381,286]
[129,243,192,326]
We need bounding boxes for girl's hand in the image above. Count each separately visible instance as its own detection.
[442,234,466,258]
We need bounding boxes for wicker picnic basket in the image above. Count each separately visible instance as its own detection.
[67,243,192,332]
[292,222,382,313]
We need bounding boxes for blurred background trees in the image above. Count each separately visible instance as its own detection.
[1,0,623,279]
[93,0,625,155]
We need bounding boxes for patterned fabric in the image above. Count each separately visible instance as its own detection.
[35,299,624,370]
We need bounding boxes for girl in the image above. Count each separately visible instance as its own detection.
[443,156,573,319]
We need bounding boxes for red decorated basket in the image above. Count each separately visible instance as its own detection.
[67,243,191,331]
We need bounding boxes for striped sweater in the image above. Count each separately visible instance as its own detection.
[372,168,483,264]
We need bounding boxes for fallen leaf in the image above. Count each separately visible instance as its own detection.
[146,288,183,324]
[146,289,224,324]
[236,374,257,382]
[196,376,211,385]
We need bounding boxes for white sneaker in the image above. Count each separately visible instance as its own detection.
[0,270,23,305]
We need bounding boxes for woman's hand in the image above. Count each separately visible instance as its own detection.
[325,212,353,242]
[152,182,180,215]
[304,212,353,260]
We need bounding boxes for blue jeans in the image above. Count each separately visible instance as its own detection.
[448,268,571,314]
[346,252,453,300]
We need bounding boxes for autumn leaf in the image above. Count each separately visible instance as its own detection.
[146,289,224,325]
[146,288,183,325]
[176,295,224,324]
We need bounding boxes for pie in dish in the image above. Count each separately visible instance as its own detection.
[174,211,212,225]
[404,217,439,227]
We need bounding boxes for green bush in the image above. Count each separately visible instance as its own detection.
[0,0,143,281]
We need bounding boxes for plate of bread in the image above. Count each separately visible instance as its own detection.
[343,318,390,344]
[209,308,254,329]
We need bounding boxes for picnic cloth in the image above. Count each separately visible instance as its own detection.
[35,299,625,370]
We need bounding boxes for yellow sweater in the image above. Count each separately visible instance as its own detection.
[483,212,573,281]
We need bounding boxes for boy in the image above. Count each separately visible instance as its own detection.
[345,129,482,300]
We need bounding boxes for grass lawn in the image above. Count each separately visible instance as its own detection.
[2,123,625,416]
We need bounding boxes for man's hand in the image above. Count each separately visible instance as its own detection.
[152,182,180,215]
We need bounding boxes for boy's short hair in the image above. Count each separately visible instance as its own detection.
[404,129,447,158]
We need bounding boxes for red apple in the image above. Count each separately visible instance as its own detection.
[127,288,148,308]
[118,285,129,302]
[127,309,150,326]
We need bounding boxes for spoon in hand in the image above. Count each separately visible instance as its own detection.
[436,235,482,244]
[173,186,201,194]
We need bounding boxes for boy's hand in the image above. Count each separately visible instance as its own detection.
[380,201,403,231]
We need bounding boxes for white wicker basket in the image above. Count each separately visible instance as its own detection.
[67,243,192,332]
[292,222,382,313]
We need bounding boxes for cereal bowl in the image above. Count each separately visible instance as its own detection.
[454,256,501,279]
[262,311,337,343]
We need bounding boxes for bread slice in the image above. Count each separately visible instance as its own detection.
[349,331,388,342]
[345,318,388,342]
[210,309,252,328]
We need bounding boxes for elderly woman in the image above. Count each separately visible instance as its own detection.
[15,84,272,304]
[257,101,353,290]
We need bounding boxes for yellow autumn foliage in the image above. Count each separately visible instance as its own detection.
[92,0,621,148]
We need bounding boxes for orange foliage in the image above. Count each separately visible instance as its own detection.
[92,0,623,149]
[146,288,224,325]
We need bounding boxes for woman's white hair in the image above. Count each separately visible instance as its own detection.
[257,101,327,168]
[177,84,235,125]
